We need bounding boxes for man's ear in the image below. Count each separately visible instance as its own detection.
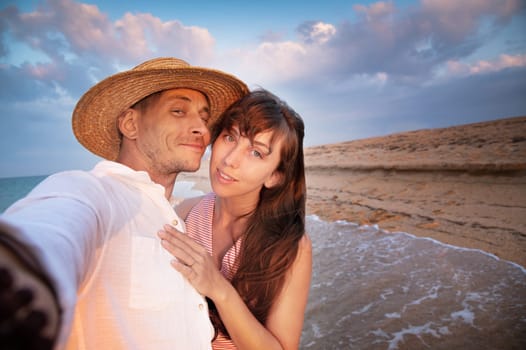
[118,109,139,140]
[264,171,283,189]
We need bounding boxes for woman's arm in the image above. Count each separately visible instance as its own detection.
[262,234,312,349]
[158,226,312,350]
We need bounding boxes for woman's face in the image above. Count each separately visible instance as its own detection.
[209,125,282,201]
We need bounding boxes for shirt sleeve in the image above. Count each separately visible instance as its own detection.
[0,170,110,347]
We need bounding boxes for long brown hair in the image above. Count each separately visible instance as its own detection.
[208,89,306,338]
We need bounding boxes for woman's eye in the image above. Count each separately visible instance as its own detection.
[251,150,263,158]
[224,134,235,142]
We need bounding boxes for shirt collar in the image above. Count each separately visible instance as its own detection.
[92,161,175,202]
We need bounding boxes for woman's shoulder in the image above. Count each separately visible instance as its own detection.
[174,195,206,220]
[292,233,312,267]
[175,192,217,220]
[299,233,312,251]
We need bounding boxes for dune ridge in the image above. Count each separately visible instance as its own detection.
[305,116,526,267]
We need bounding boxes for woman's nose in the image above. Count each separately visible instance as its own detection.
[223,145,241,169]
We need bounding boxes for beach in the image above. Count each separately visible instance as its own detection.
[1,116,525,348]
[181,116,526,268]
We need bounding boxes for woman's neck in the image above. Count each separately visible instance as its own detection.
[214,195,256,242]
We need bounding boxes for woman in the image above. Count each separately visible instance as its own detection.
[158,89,312,349]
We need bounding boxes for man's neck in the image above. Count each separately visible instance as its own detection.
[148,172,177,200]
[116,154,177,200]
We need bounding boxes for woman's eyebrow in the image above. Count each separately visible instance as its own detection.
[252,140,271,154]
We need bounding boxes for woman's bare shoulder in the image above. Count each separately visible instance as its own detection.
[299,233,312,252]
[175,195,205,220]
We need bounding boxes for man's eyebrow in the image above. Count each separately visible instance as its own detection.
[167,95,210,113]
[167,94,195,103]
[166,94,191,102]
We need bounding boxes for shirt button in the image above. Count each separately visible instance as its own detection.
[171,219,179,226]
[199,303,204,310]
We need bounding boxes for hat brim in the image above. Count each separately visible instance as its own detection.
[72,67,248,160]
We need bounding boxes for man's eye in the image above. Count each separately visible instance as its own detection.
[251,150,263,158]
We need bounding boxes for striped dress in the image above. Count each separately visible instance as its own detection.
[186,193,242,350]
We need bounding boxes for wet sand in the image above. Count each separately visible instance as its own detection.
[180,116,526,267]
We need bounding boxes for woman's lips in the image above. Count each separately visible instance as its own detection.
[216,168,236,183]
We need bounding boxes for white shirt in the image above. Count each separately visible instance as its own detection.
[1,161,213,349]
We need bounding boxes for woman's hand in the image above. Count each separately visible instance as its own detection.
[158,225,228,300]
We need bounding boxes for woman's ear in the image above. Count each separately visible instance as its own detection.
[264,171,283,189]
[117,109,139,140]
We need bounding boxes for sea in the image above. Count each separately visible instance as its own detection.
[1,175,525,349]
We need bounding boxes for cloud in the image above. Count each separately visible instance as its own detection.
[226,0,525,90]
[353,1,395,21]
[114,12,215,65]
[0,0,218,105]
[258,30,286,43]
[0,89,98,177]
[0,0,220,177]
[445,53,526,76]
[0,0,524,176]
[421,0,522,37]
[292,65,526,147]
[0,0,219,120]
[0,0,216,67]
[3,0,523,98]
[297,21,337,44]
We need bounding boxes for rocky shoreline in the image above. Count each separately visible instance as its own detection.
[304,116,526,267]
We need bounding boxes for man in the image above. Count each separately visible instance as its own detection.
[0,57,248,349]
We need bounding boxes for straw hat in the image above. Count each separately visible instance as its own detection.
[72,57,248,160]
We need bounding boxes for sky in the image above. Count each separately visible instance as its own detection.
[0,0,525,178]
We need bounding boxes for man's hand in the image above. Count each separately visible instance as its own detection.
[0,233,61,350]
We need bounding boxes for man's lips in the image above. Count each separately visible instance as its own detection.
[180,143,205,152]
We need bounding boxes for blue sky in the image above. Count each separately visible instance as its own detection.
[1,0,525,177]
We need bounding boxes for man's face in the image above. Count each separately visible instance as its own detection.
[135,88,211,175]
